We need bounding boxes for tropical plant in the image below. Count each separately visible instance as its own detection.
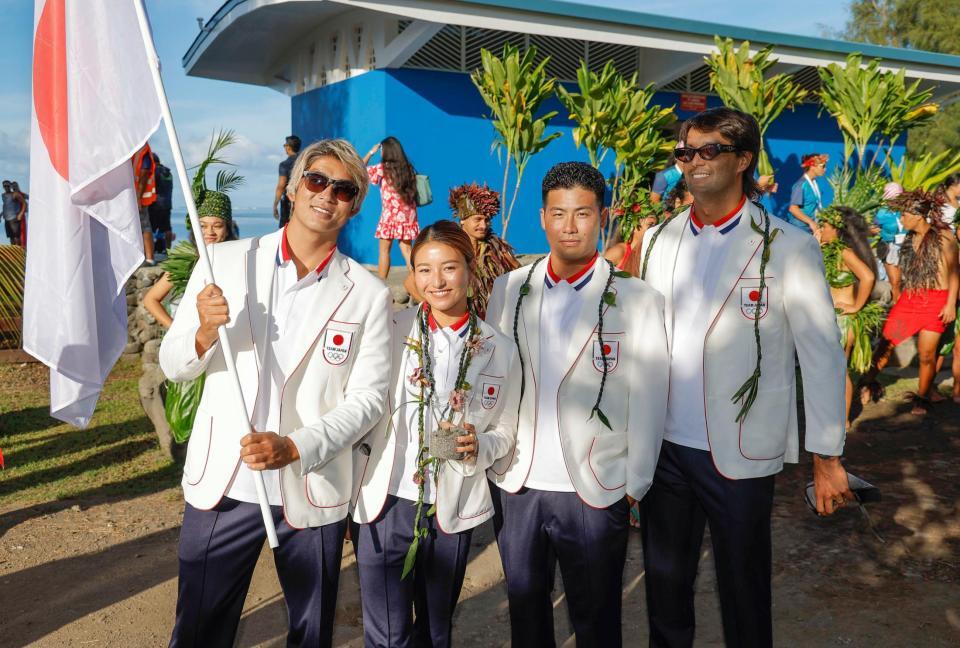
[0,245,25,350]
[705,37,808,178]
[818,53,937,171]
[471,44,561,240]
[890,150,960,191]
[827,166,887,219]
[557,60,675,245]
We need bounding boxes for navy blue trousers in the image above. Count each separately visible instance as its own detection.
[352,495,472,648]
[492,485,629,648]
[640,441,775,648]
[169,498,347,648]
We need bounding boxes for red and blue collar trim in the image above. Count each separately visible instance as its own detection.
[427,309,470,337]
[545,253,597,291]
[689,195,747,236]
[276,226,337,275]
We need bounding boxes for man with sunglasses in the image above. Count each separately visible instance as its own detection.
[786,153,829,237]
[161,139,392,647]
[638,108,850,648]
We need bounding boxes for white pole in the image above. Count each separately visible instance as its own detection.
[132,0,279,549]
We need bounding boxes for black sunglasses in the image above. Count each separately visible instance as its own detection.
[674,143,741,163]
[301,171,359,202]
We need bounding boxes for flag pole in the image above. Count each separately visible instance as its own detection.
[132,0,279,549]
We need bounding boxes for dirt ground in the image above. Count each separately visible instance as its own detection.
[2,379,959,647]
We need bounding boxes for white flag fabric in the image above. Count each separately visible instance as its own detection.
[24,0,161,427]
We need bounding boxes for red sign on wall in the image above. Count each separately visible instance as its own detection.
[680,93,707,112]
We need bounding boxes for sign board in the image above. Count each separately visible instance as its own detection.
[680,93,707,112]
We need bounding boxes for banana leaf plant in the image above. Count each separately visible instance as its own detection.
[471,44,561,240]
[705,37,808,179]
[818,53,937,173]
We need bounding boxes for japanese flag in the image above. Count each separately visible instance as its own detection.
[24,0,161,426]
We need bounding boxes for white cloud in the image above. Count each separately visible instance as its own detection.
[0,127,30,186]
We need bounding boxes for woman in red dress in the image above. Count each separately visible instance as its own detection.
[364,137,419,279]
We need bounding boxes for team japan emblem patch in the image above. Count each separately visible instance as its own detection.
[322,329,354,365]
[481,382,500,410]
[740,287,769,319]
[592,340,620,373]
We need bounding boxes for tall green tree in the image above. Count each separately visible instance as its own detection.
[838,0,960,157]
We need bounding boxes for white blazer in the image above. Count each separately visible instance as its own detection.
[640,201,846,479]
[484,257,670,508]
[159,230,392,528]
[352,308,521,534]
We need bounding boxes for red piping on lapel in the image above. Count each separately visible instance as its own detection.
[587,436,626,491]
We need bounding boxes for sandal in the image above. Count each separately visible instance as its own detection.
[910,395,931,416]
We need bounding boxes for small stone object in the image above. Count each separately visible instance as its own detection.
[70,504,82,512]
[431,423,466,461]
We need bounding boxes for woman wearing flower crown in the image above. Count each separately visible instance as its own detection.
[351,221,521,647]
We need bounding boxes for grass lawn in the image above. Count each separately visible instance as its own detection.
[0,357,181,508]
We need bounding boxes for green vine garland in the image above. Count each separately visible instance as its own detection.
[512,257,629,429]
[402,304,484,579]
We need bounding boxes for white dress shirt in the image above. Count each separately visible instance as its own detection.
[225,232,337,506]
[525,255,598,492]
[665,199,746,451]
[391,311,470,505]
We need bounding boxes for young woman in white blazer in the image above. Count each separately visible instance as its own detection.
[351,220,521,647]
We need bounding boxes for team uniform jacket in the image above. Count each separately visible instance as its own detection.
[352,308,521,534]
[159,230,392,528]
[484,257,670,508]
[640,201,846,478]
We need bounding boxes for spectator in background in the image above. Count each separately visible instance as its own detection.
[2,180,25,246]
[874,182,906,301]
[364,136,419,279]
[651,157,682,203]
[786,153,828,237]
[274,135,301,228]
[133,142,157,265]
[936,173,960,230]
[149,152,175,253]
[11,182,28,247]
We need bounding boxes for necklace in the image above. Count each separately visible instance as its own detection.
[513,256,628,429]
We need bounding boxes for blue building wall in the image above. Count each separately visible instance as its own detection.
[292,68,904,265]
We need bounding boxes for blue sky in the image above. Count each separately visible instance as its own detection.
[2,0,851,209]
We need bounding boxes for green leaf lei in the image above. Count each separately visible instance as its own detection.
[401,304,483,579]
[512,257,626,430]
[641,202,780,423]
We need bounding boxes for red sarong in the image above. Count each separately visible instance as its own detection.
[882,289,949,345]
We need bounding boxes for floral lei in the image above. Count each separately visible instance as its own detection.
[512,257,630,429]
[401,304,485,579]
[641,201,781,423]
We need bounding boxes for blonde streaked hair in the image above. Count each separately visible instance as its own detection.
[285,138,369,210]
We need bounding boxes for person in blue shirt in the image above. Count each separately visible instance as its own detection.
[651,159,682,203]
[874,182,905,301]
[787,153,828,236]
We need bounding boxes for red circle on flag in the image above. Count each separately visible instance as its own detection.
[603,343,612,354]
[487,386,495,395]
[333,334,344,346]
[749,290,761,301]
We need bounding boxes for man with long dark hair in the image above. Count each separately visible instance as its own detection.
[639,107,851,647]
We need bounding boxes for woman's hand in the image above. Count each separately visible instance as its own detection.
[455,422,479,461]
[940,302,957,324]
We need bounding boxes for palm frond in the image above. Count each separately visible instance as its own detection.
[215,168,245,194]
[191,129,238,195]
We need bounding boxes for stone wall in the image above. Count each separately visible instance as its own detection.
[124,266,165,359]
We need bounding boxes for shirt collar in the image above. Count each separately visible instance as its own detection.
[427,309,470,338]
[276,225,337,276]
[689,195,746,237]
[545,253,597,291]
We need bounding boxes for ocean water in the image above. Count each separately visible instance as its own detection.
[168,208,279,247]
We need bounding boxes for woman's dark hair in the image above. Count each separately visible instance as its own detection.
[411,219,476,267]
[541,161,606,207]
[835,206,877,280]
[380,136,418,205]
[678,107,761,199]
[939,173,960,193]
[664,178,688,211]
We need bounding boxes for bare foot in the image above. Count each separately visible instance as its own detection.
[929,391,946,404]
[910,404,928,416]
[953,394,960,404]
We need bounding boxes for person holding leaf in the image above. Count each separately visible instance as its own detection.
[485,162,669,647]
[351,221,521,647]
[638,108,849,648]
